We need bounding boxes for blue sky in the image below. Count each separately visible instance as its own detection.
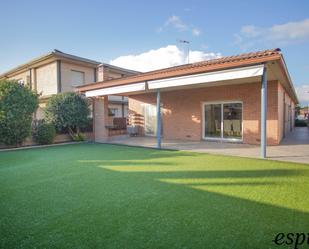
[1,0,309,104]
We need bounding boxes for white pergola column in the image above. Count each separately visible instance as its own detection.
[156,89,161,149]
[261,66,267,158]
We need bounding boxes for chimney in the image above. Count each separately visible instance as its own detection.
[97,64,104,81]
[97,64,111,82]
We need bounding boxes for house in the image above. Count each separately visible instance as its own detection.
[299,107,309,119]
[76,48,298,157]
[0,49,138,119]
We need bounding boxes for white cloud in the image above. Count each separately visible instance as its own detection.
[240,25,263,38]
[157,15,202,37]
[110,45,221,72]
[165,15,187,31]
[235,19,309,49]
[296,84,309,105]
[192,28,201,36]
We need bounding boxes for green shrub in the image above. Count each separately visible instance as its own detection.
[0,80,38,146]
[35,122,56,144]
[72,133,86,141]
[44,92,89,139]
[295,119,308,127]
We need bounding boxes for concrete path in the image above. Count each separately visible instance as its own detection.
[266,127,309,164]
[107,127,309,164]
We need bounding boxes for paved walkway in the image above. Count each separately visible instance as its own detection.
[107,127,309,164]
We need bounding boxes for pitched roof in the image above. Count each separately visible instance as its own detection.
[52,49,101,65]
[77,48,282,92]
[0,50,101,78]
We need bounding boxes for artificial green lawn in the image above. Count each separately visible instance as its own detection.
[0,143,309,249]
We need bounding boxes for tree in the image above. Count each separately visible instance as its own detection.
[44,92,90,139]
[0,80,38,146]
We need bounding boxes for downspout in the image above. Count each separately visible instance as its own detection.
[57,60,62,93]
[122,96,125,118]
[29,68,32,90]
[94,68,97,82]
[91,97,95,141]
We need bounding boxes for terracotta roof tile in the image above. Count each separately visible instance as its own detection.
[77,48,282,92]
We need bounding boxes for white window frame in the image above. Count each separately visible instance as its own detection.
[202,101,243,142]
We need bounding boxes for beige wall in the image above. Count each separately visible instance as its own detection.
[36,102,46,120]
[36,62,58,96]
[4,60,97,95]
[60,62,95,92]
[97,65,135,82]
[129,81,283,145]
[107,71,124,80]
[7,70,31,87]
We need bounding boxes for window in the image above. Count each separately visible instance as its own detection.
[108,108,119,117]
[223,103,242,139]
[203,102,242,141]
[144,104,157,136]
[204,104,221,138]
[71,70,85,87]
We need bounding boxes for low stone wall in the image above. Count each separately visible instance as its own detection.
[0,132,94,149]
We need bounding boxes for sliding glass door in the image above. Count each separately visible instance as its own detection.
[223,103,242,139]
[204,104,221,138]
[204,102,242,141]
[144,104,157,136]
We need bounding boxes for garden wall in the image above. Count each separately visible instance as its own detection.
[0,132,94,149]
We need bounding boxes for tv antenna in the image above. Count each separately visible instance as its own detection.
[178,39,190,64]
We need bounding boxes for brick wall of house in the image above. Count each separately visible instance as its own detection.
[6,70,31,87]
[93,97,109,142]
[278,82,295,141]
[128,81,283,145]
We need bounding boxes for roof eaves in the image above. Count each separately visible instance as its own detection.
[76,53,281,92]
[0,51,54,78]
[99,63,141,74]
[52,50,101,65]
[277,55,299,104]
[0,49,101,78]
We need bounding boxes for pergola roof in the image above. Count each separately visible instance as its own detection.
[76,48,298,103]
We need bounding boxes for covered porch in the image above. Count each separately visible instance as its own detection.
[86,63,270,158]
[106,127,309,164]
[76,49,298,159]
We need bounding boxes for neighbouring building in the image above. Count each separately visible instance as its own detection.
[77,48,298,153]
[0,49,138,120]
[299,107,309,119]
